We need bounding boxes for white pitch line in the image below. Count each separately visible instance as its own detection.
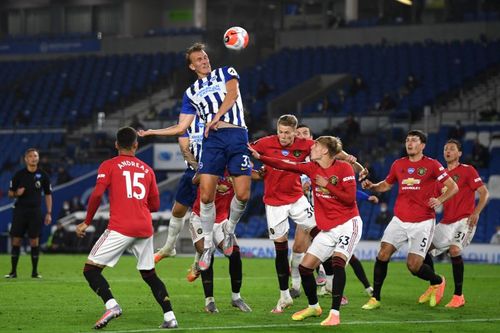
[85,317,500,333]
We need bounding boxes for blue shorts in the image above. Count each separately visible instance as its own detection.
[175,168,198,207]
[199,127,252,177]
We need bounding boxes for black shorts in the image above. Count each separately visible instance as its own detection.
[10,207,43,239]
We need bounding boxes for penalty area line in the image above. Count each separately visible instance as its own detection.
[95,317,500,333]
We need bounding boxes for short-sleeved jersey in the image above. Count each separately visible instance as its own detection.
[251,135,313,206]
[192,175,234,223]
[385,156,449,222]
[182,66,246,128]
[260,156,359,230]
[95,155,159,237]
[181,115,204,170]
[439,164,483,224]
[10,168,51,208]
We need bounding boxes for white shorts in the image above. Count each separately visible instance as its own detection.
[189,213,234,247]
[307,216,362,263]
[381,216,435,258]
[265,195,316,240]
[88,229,154,270]
[431,217,476,256]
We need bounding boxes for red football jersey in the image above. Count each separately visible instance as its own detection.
[251,135,313,206]
[95,155,159,237]
[385,156,449,223]
[259,156,359,230]
[193,176,234,223]
[439,164,483,224]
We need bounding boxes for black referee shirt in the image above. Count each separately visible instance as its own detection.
[10,168,52,208]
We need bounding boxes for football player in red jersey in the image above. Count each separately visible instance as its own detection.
[249,135,362,326]
[76,127,178,329]
[186,173,252,313]
[250,115,365,313]
[360,130,458,310]
[419,139,489,308]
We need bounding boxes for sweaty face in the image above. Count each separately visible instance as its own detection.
[296,127,312,140]
[444,143,461,163]
[405,135,425,156]
[189,50,212,78]
[24,151,39,167]
[277,124,296,147]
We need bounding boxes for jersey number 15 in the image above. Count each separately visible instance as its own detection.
[122,171,146,199]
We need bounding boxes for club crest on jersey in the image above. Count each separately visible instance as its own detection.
[35,181,41,189]
[293,150,301,157]
[408,168,415,174]
[281,150,289,157]
[417,167,427,176]
[452,174,460,183]
[329,176,338,185]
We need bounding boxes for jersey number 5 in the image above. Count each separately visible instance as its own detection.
[122,171,146,199]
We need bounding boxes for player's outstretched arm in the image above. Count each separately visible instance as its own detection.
[362,179,392,193]
[138,113,195,137]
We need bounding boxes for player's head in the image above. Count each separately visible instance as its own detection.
[444,139,462,164]
[296,124,313,139]
[405,130,426,157]
[311,136,342,161]
[277,114,298,147]
[186,43,211,78]
[24,148,39,167]
[116,127,138,152]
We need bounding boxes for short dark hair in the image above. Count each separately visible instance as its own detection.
[116,127,137,150]
[25,148,39,156]
[297,123,310,130]
[186,42,206,66]
[445,139,462,151]
[407,130,427,144]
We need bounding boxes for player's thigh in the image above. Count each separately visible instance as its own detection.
[188,213,204,245]
[130,236,155,270]
[27,209,43,239]
[331,217,363,260]
[381,216,409,251]
[10,208,29,238]
[432,222,454,254]
[88,230,134,267]
[199,135,226,177]
[174,169,198,209]
[214,220,231,248]
[231,174,251,201]
[307,231,336,263]
[289,196,316,231]
[434,218,475,252]
[226,129,252,177]
[293,227,310,253]
[265,204,291,240]
[407,219,435,258]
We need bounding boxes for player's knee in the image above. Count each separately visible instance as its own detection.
[235,191,249,203]
[406,261,420,274]
[140,268,157,280]
[448,246,461,257]
[292,243,306,253]
[200,193,214,204]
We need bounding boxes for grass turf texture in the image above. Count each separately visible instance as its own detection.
[1,254,499,332]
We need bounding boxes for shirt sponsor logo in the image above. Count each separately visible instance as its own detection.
[408,168,415,174]
[401,178,421,186]
[343,175,355,182]
[281,150,289,156]
[97,174,106,179]
[417,167,427,176]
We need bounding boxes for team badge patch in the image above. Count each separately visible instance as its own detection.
[330,176,338,185]
[452,175,460,182]
[281,150,289,157]
[417,167,427,176]
[408,168,415,174]
[293,150,301,157]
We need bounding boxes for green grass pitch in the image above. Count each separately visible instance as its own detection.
[1,254,499,333]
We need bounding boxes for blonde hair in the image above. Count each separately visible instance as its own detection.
[315,136,342,157]
[277,114,298,129]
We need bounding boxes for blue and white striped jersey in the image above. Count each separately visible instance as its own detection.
[181,66,246,128]
[181,115,204,170]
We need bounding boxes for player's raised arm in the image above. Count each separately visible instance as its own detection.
[138,113,195,137]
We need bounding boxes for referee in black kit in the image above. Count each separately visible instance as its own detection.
[5,148,52,279]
